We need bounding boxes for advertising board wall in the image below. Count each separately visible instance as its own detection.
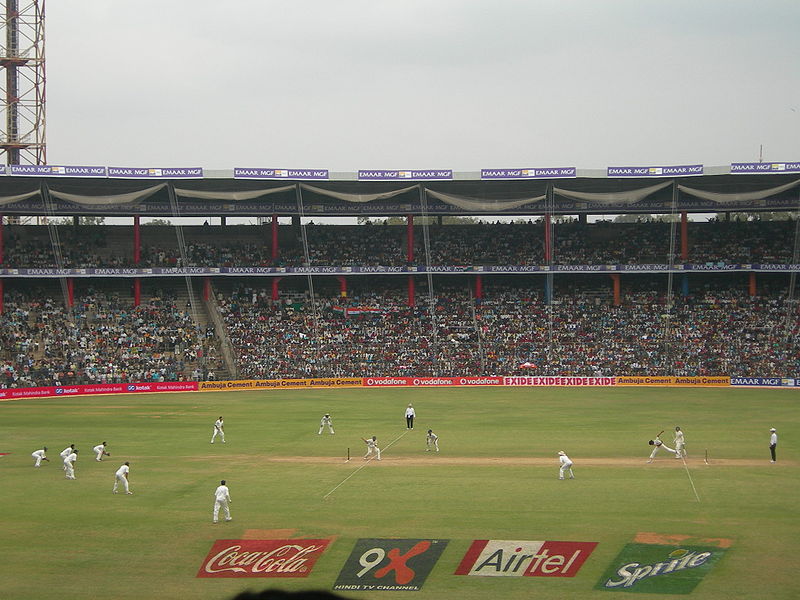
[615,376,730,387]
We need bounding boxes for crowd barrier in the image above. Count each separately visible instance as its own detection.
[2,374,798,401]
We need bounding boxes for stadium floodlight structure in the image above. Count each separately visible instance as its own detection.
[0,0,45,166]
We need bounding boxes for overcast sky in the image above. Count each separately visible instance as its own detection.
[45,0,799,172]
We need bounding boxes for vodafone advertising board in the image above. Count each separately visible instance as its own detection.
[362,376,616,387]
[197,539,330,578]
[363,377,503,387]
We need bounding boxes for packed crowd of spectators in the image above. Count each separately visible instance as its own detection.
[1,226,115,268]
[0,288,223,388]
[3,277,797,387]
[2,219,798,387]
[2,219,797,268]
[217,281,800,379]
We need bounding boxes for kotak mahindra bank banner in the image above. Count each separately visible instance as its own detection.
[0,381,198,400]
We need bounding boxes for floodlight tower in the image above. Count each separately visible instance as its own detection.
[0,0,45,166]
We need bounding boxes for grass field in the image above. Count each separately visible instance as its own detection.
[2,386,798,600]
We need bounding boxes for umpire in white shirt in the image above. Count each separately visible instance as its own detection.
[769,428,778,463]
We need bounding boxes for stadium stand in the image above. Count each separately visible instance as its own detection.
[1,219,797,268]
[1,218,798,387]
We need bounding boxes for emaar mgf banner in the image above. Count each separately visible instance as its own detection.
[3,264,799,278]
[731,162,800,174]
[234,168,329,180]
[358,169,453,180]
[481,167,576,179]
[607,165,704,177]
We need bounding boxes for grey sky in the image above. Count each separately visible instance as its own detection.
[46,0,799,172]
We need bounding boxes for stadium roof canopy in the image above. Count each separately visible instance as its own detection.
[0,168,799,218]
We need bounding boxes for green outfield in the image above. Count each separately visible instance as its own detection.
[2,387,798,600]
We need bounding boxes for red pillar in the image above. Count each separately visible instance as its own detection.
[544,214,552,262]
[133,215,141,264]
[67,278,74,307]
[610,274,621,306]
[272,277,281,301]
[203,277,211,301]
[475,275,483,300]
[749,272,757,297]
[680,212,688,261]
[271,214,279,261]
[133,278,141,307]
[407,276,415,307]
[336,276,347,298]
[406,214,414,263]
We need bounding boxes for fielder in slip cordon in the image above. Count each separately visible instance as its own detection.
[31,447,49,467]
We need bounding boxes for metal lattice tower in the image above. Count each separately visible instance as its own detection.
[0,0,45,166]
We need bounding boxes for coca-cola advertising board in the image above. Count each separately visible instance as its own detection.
[197,539,331,578]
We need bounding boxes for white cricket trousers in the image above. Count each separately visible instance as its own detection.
[675,442,685,458]
[113,475,130,493]
[364,446,381,460]
[32,453,43,467]
[211,428,225,443]
[559,461,574,479]
[65,464,75,479]
[213,499,231,522]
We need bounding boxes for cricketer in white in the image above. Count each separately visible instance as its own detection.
[113,462,133,494]
[32,447,48,467]
[426,429,439,452]
[213,480,232,523]
[673,427,686,459]
[59,444,75,461]
[63,450,78,480]
[647,432,676,463]
[558,451,575,479]
[93,442,108,461]
[318,413,334,435]
[362,436,381,460]
[211,417,225,443]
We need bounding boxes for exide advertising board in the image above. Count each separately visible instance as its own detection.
[197,539,330,578]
